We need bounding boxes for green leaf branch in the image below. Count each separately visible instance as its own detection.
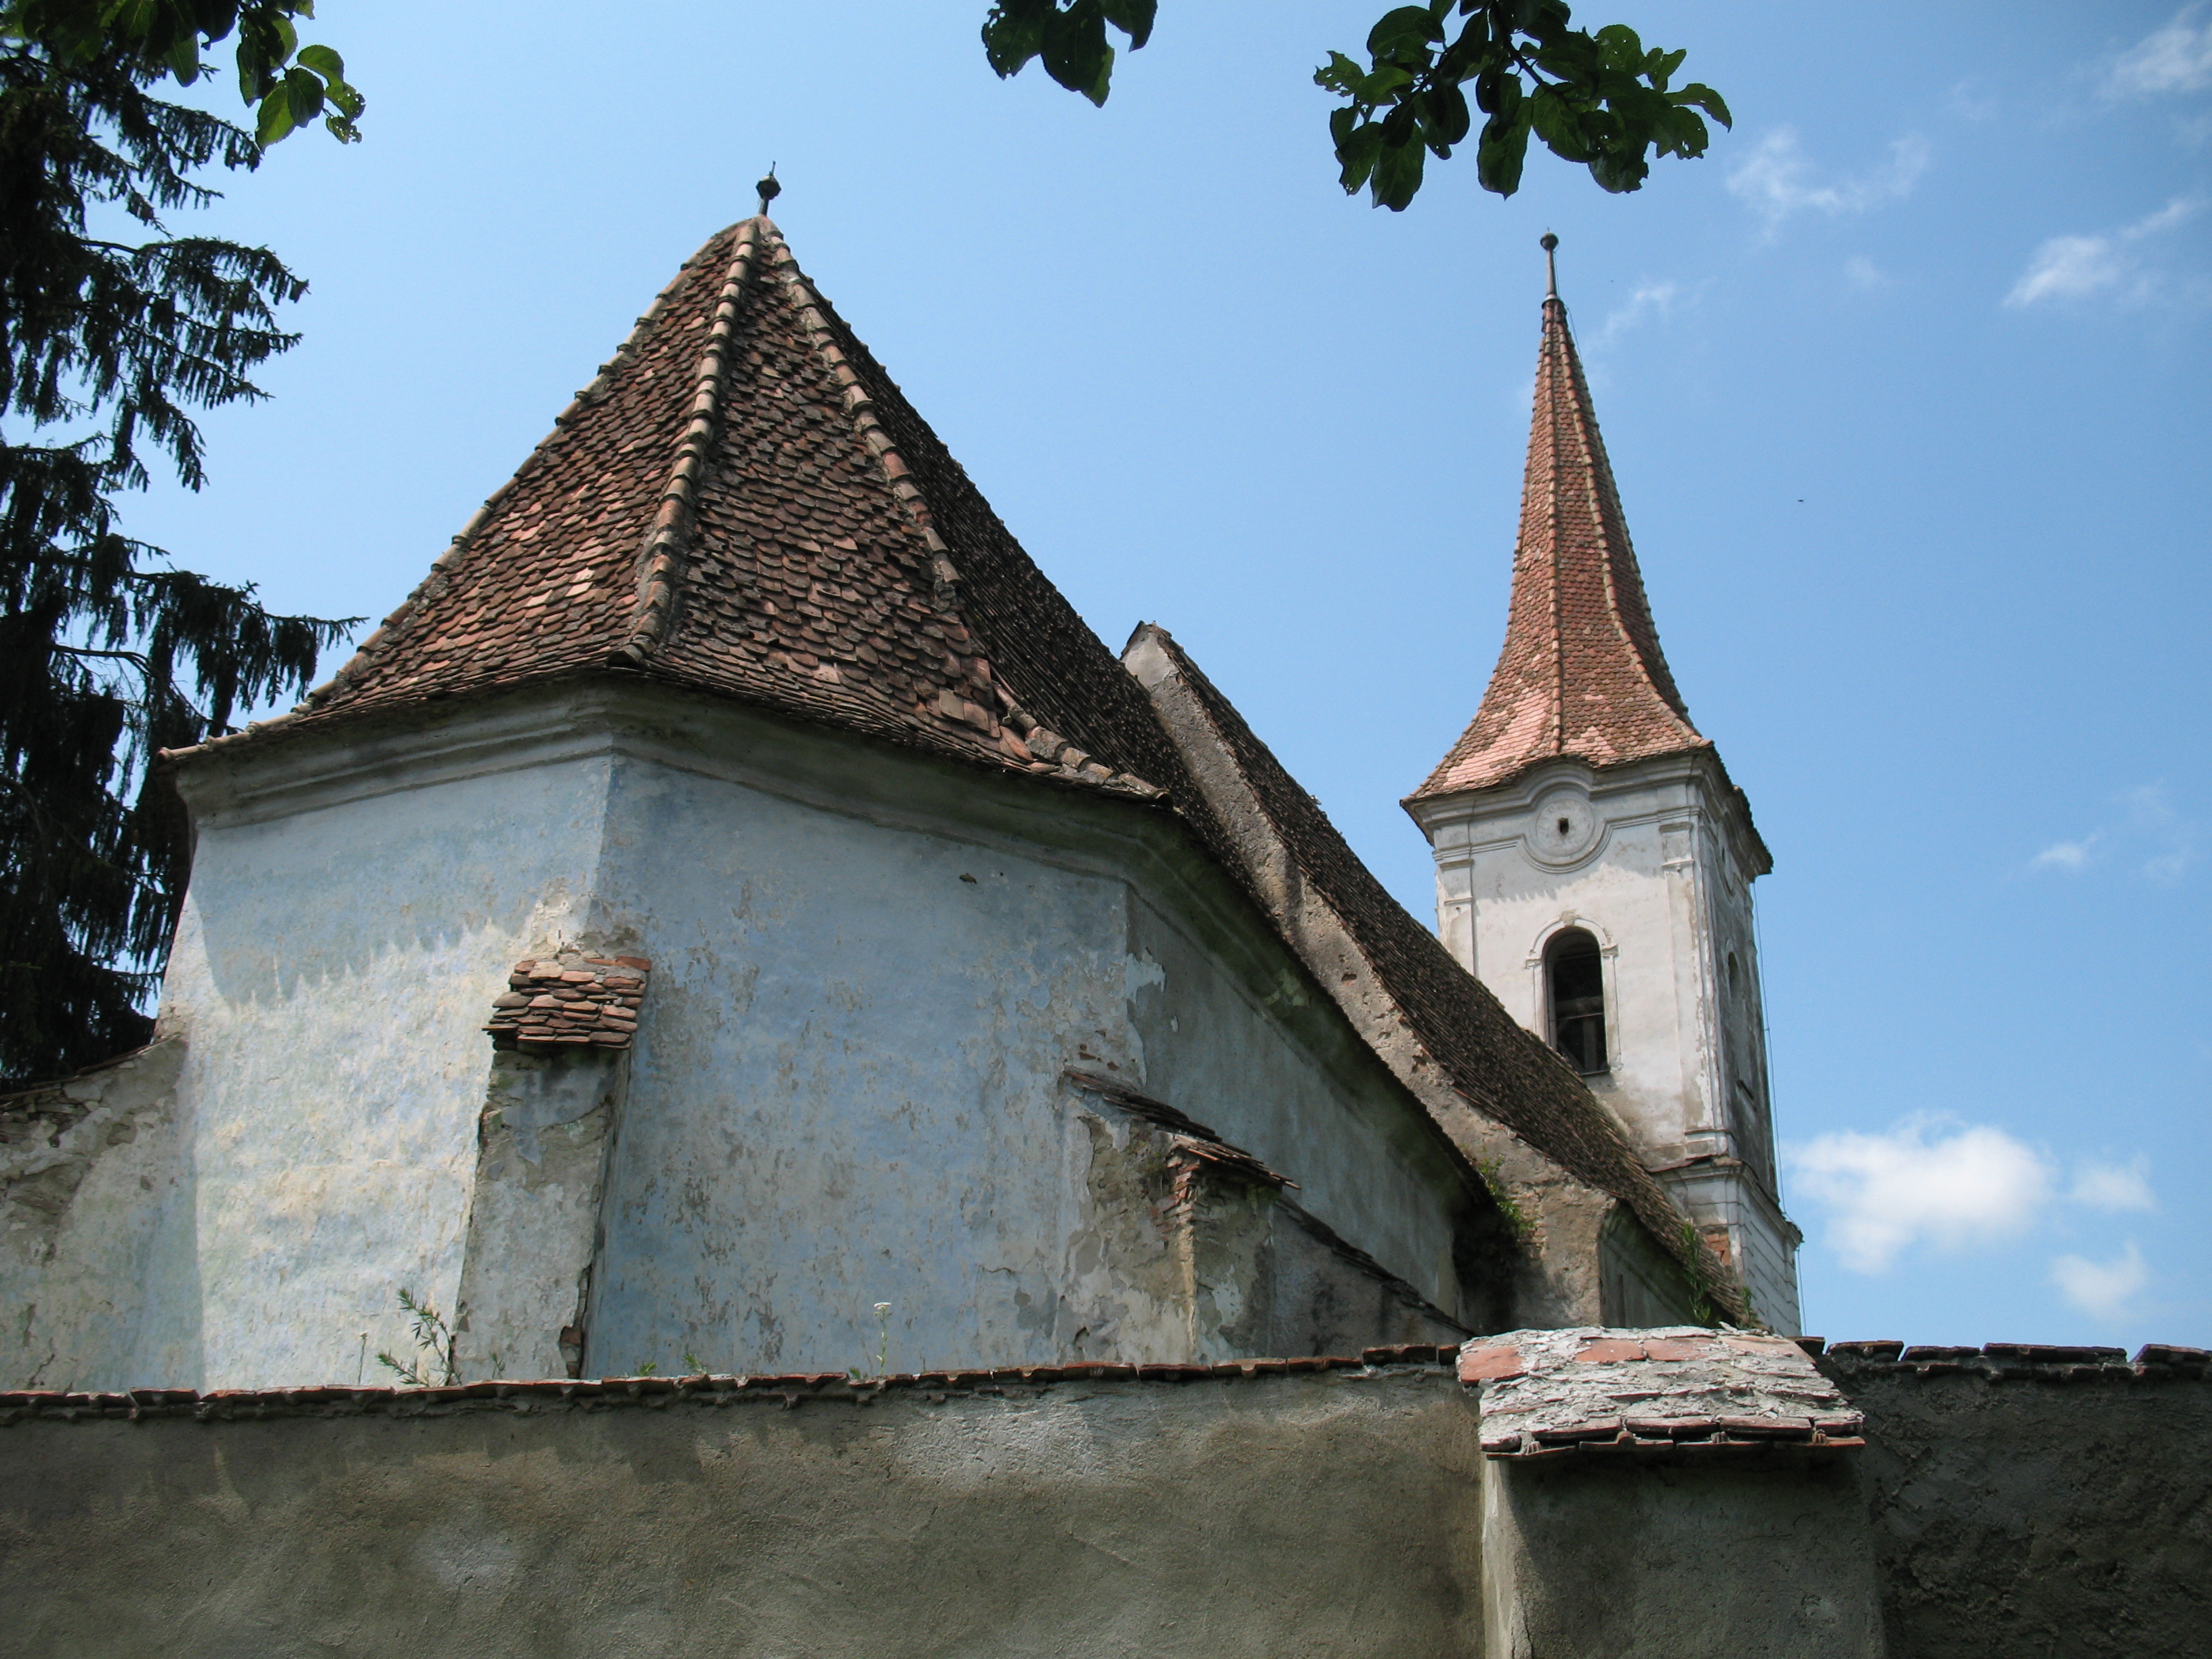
[979,0,1727,211]
[1,1,365,144]
[1316,0,1728,208]
[981,0,1156,107]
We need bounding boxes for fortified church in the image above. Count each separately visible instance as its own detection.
[2,206,1799,1391]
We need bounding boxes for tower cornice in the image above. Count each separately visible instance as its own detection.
[1406,748,1772,880]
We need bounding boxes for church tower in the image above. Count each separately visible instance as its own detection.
[1404,239,1801,1332]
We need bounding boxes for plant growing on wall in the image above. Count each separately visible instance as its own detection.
[848,1301,893,1380]
[374,1287,457,1388]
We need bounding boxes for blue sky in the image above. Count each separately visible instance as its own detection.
[123,2,2209,1348]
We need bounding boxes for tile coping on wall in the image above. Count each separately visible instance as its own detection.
[0,1349,1453,1422]
[1810,1338,2210,1382]
[4,1340,2200,1427]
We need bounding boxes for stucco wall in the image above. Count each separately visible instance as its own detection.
[60,682,1493,1393]
[582,691,1487,1374]
[1832,1347,2212,1659]
[7,1340,2203,1656]
[156,722,615,1390]
[1,1041,188,1389]
[1482,1453,1884,1658]
[0,1366,1487,1659]
[1411,754,1800,1333]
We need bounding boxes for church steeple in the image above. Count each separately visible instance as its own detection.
[1401,237,1800,1334]
[1410,239,1704,804]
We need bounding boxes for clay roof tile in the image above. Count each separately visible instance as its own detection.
[1410,285,1704,802]
[246,218,1176,804]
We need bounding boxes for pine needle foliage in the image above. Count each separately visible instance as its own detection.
[0,26,354,1086]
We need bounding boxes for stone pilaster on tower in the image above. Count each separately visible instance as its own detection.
[1405,245,1803,1333]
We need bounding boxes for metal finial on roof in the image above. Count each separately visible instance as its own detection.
[1541,232,1559,300]
[756,165,781,218]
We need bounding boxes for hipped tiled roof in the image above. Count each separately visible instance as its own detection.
[1412,291,1704,801]
[274,218,1175,801]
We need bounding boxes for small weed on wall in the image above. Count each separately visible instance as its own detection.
[376,1288,457,1387]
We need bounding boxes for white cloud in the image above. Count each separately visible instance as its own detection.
[1727,129,1930,235]
[1948,79,1999,122]
[2006,198,2202,308]
[1791,1122,2167,1277]
[2137,196,2202,234]
[1844,256,1891,291]
[2144,850,2192,882]
[2126,783,2197,880]
[2108,6,2212,98]
[2030,835,2098,871]
[2071,1158,2157,1212]
[2051,1244,2150,1319]
[1790,1121,2051,1273]
[1595,281,1680,346]
[2007,234,2129,306]
[2026,785,2195,880]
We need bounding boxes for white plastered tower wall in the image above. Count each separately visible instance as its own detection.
[1406,752,1801,1333]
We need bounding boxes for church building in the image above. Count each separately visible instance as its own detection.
[1,210,1797,1392]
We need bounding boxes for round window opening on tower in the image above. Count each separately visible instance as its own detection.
[1546,928,1607,1074]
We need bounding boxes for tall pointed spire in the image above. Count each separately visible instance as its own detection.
[1410,237,1703,802]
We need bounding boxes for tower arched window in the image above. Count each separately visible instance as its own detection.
[1546,928,1607,1074]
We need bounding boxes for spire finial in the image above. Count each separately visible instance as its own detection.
[1540,231,1559,301]
[756,165,781,218]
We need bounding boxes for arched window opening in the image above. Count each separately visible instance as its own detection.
[1547,928,1607,1074]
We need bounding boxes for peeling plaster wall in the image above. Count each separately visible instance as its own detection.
[1046,1097,1465,1365]
[74,684,1491,1392]
[453,1049,628,1381]
[584,692,1485,1375]
[152,718,617,1390]
[1,1042,188,1389]
[1121,895,1478,1330]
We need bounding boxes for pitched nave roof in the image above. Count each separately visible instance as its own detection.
[1128,625,1740,1314]
[1411,288,1705,802]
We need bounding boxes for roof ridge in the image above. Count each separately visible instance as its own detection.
[767,231,965,604]
[767,232,1165,802]
[1551,300,1693,735]
[1542,299,1570,758]
[613,218,769,666]
[298,233,733,710]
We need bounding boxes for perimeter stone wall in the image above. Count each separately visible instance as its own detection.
[2,1340,2206,1658]
[1822,1340,2212,1659]
[0,1361,1487,1659]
